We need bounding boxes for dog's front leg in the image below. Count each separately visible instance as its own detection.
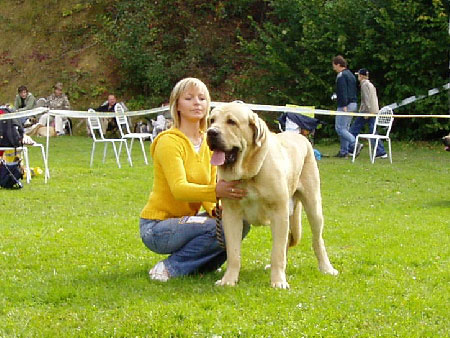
[216,203,243,287]
[270,206,290,289]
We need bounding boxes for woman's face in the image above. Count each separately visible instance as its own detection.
[177,86,207,125]
[54,88,63,96]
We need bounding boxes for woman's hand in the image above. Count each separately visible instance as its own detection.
[216,179,247,200]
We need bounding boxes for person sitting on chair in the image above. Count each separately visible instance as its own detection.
[151,114,167,139]
[14,85,36,124]
[95,94,121,134]
[38,82,71,136]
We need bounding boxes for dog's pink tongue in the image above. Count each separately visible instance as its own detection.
[210,150,225,166]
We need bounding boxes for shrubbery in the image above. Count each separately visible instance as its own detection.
[99,0,449,139]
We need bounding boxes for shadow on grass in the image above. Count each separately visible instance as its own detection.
[65,262,326,298]
[422,200,450,208]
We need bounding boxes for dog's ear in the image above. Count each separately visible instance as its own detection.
[249,112,267,147]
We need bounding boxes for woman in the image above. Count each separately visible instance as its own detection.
[140,77,248,282]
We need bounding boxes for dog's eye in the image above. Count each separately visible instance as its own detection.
[227,119,236,126]
[209,118,215,124]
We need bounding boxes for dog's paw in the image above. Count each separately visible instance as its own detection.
[215,278,237,287]
[320,265,339,276]
[271,281,290,289]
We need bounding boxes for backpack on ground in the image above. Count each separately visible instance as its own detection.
[0,107,24,147]
[0,158,23,189]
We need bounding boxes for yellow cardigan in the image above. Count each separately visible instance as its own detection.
[140,128,217,220]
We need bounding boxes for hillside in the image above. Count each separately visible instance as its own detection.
[1,0,448,139]
[0,0,118,109]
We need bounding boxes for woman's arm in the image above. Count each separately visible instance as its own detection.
[155,136,217,203]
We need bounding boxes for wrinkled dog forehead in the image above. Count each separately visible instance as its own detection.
[210,102,254,121]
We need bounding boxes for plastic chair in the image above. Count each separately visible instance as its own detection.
[0,144,50,184]
[87,109,132,168]
[35,97,48,108]
[352,107,394,164]
[114,104,153,165]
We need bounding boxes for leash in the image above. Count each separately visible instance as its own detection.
[214,199,226,249]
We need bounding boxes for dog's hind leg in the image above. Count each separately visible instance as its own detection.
[298,164,338,276]
[288,198,302,248]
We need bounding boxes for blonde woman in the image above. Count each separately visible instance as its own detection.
[140,78,248,282]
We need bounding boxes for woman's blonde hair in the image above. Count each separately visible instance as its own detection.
[169,77,211,131]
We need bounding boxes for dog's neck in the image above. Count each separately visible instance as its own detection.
[218,134,271,181]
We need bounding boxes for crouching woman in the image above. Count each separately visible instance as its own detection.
[139,77,248,281]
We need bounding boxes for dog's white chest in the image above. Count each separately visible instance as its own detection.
[239,190,272,226]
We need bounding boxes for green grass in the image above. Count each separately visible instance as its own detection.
[1,136,448,337]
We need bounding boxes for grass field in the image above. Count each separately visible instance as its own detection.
[0,136,448,337]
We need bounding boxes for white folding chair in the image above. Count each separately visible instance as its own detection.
[0,144,50,183]
[35,97,48,108]
[352,107,394,164]
[114,104,153,165]
[87,109,132,168]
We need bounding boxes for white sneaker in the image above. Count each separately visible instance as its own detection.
[149,261,170,282]
[376,153,388,159]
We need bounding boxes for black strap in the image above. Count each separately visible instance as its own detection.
[214,199,226,249]
[0,159,23,188]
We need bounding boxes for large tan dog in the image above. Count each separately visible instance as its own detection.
[207,102,338,289]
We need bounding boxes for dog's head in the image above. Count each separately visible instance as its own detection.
[207,102,268,179]
[443,134,450,151]
[23,117,37,128]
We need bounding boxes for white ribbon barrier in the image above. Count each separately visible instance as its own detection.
[2,97,449,122]
[0,89,448,183]
[386,83,450,110]
[0,106,169,120]
[2,81,449,121]
[0,107,49,120]
[212,102,450,119]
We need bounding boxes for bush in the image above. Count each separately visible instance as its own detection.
[98,0,449,139]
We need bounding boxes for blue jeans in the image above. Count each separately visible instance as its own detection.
[335,102,357,155]
[348,116,386,156]
[140,215,250,278]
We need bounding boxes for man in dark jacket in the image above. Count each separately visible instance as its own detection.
[332,55,361,158]
[95,94,119,133]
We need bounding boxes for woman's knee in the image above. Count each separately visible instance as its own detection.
[140,218,173,254]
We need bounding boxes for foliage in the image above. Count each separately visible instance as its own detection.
[0,137,448,336]
[97,0,264,107]
[239,0,450,139]
[98,0,448,139]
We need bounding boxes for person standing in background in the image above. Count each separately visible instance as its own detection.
[350,68,387,158]
[332,55,362,158]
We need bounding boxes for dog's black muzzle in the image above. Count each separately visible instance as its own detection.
[206,128,225,151]
[206,127,240,165]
